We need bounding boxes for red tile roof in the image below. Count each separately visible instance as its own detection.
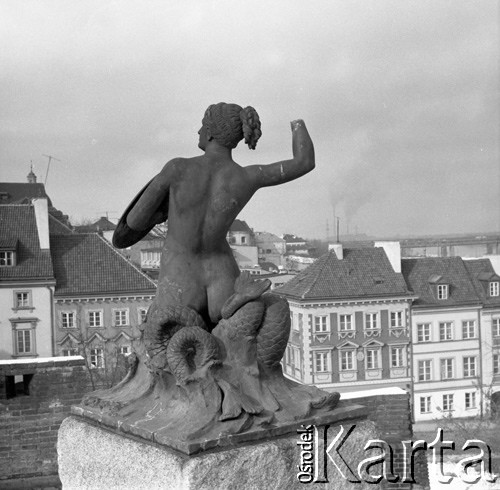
[401,257,481,307]
[0,205,54,280]
[276,248,410,300]
[50,233,156,296]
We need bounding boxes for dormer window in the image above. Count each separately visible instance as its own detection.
[490,281,499,297]
[437,284,448,300]
[0,250,15,266]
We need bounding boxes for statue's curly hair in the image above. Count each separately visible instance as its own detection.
[203,103,262,150]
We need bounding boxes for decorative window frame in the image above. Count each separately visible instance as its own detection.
[12,290,34,312]
[138,307,148,324]
[416,323,431,343]
[113,308,130,327]
[363,339,383,379]
[465,391,477,410]
[313,350,331,373]
[88,309,104,328]
[490,281,500,297]
[313,315,329,334]
[62,348,79,356]
[11,318,38,357]
[89,348,105,369]
[440,358,455,380]
[390,311,405,328]
[419,396,432,414]
[463,356,477,378]
[338,341,359,382]
[493,353,500,376]
[60,310,77,329]
[493,318,500,338]
[442,393,454,412]
[439,321,453,341]
[418,359,433,382]
[462,320,477,339]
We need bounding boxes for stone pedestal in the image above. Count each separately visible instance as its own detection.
[58,410,378,490]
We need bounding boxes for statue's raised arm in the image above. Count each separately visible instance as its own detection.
[245,119,315,189]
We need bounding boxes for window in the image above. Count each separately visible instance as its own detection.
[340,350,354,371]
[340,314,353,331]
[440,358,454,380]
[465,392,477,410]
[490,282,499,297]
[493,319,500,338]
[439,322,453,341]
[418,360,432,381]
[365,313,378,330]
[314,316,328,333]
[463,356,477,378]
[0,250,14,266]
[88,310,103,328]
[420,396,431,414]
[390,311,404,328]
[114,309,129,327]
[314,351,329,372]
[118,346,130,355]
[241,236,246,244]
[437,284,449,300]
[90,348,105,368]
[391,346,405,367]
[16,329,33,355]
[493,354,499,375]
[462,321,476,339]
[366,349,380,370]
[14,291,31,309]
[61,312,76,329]
[442,394,454,411]
[63,348,79,356]
[298,313,303,330]
[417,323,431,342]
[138,308,148,324]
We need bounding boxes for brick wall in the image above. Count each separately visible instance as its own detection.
[0,357,89,486]
[349,392,429,489]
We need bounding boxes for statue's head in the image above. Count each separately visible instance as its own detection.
[199,103,262,151]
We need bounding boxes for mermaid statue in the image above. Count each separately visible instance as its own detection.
[78,103,340,453]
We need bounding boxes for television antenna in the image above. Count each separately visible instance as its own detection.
[42,154,61,186]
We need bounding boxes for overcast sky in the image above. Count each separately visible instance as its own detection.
[1,1,498,239]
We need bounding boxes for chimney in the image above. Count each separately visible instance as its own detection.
[33,198,50,250]
[329,243,343,260]
[374,241,401,273]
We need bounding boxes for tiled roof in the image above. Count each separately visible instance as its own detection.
[50,233,156,296]
[0,205,54,280]
[277,248,410,300]
[464,259,500,307]
[401,257,481,307]
[0,183,52,206]
[74,216,116,233]
[229,219,252,233]
[49,214,74,235]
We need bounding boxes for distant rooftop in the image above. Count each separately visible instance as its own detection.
[277,247,410,300]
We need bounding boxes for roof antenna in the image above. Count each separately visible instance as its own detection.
[42,154,61,186]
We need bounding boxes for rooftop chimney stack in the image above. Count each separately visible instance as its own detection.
[33,198,50,250]
[329,243,343,260]
[374,241,401,273]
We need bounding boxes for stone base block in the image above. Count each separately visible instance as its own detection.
[58,416,379,489]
